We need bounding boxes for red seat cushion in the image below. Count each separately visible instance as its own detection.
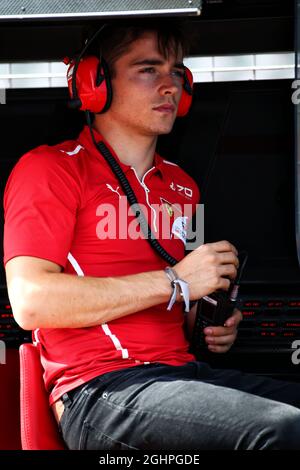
[19,343,66,450]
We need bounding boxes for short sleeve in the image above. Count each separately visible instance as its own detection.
[3,147,82,269]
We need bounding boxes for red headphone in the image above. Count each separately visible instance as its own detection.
[65,55,193,117]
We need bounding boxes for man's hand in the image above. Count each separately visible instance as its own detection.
[204,308,243,353]
[175,241,239,301]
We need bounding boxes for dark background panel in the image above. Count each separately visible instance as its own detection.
[0,0,295,61]
[1,79,299,287]
[158,79,300,285]
[0,89,85,288]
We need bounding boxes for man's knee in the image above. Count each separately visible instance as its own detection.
[251,405,300,450]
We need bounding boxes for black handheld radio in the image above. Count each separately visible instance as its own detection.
[191,251,248,354]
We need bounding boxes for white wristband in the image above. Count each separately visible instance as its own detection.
[164,267,190,312]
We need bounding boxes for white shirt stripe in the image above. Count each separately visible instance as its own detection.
[162,160,178,167]
[67,252,130,360]
[101,324,129,359]
[67,252,84,276]
[131,166,158,232]
[32,328,40,345]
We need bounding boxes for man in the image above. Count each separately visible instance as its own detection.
[4,21,300,450]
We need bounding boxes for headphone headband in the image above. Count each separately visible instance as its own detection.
[66,24,193,116]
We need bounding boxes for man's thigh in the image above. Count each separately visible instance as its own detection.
[60,362,300,450]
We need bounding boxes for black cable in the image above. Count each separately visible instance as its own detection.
[86,112,178,266]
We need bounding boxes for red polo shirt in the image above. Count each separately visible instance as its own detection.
[4,126,200,404]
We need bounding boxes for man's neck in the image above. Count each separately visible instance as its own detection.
[93,118,157,180]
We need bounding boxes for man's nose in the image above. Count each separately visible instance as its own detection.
[158,73,181,96]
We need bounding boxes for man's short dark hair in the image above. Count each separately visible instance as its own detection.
[90,20,190,78]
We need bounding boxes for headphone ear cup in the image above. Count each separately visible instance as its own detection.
[177,66,193,117]
[66,56,112,113]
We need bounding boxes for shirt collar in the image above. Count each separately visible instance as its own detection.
[78,125,166,179]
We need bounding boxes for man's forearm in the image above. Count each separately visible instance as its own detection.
[10,270,172,329]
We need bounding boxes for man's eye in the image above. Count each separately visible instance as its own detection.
[140,67,156,74]
[172,70,185,78]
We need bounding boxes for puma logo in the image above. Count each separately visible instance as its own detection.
[106,184,122,198]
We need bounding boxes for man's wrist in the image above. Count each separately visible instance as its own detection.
[164,267,190,312]
[164,267,180,302]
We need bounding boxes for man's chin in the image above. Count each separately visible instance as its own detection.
[144,121,175,136]
[156,123,175,135]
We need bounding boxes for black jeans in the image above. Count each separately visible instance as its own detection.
[59,361,300,450]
